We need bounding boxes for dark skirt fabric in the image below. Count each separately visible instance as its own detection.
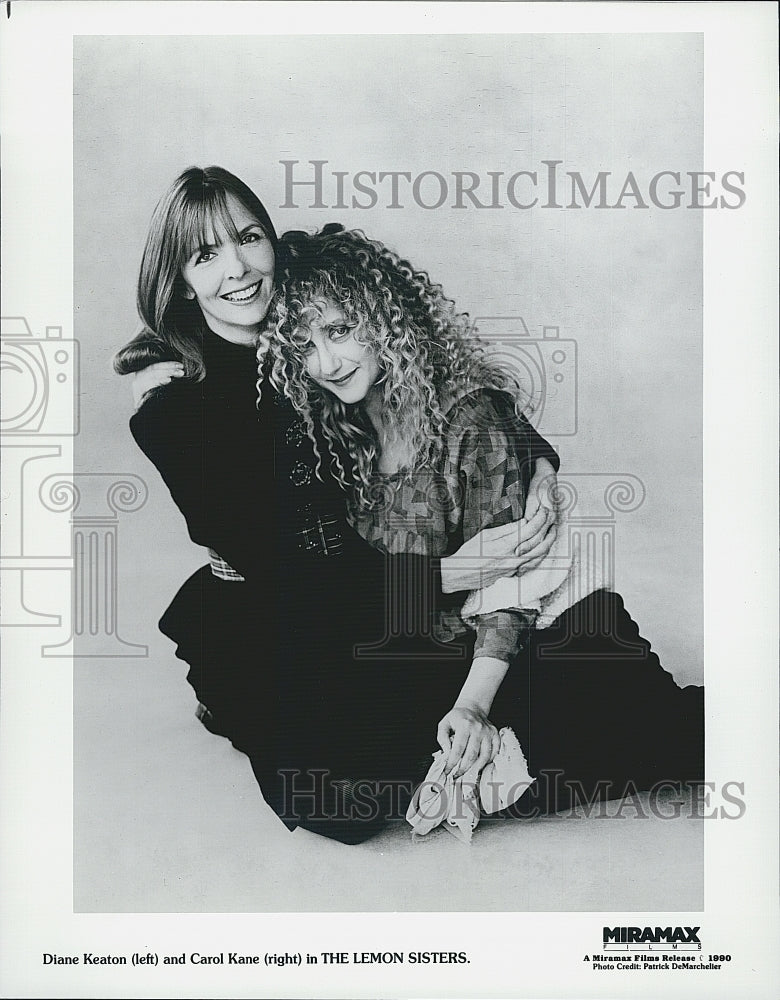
[160,575,703,843]
[492,590,704,817]
[159,564,460,840]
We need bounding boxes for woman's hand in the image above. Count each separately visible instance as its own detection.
[523,456,558,523]
[513,457,560,573]
[130,362,183,409]
[440,506,557,594]
[437,703,500,779]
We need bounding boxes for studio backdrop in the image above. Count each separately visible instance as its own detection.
[72,32,704,909]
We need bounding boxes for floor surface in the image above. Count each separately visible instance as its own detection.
[74,649,703,913]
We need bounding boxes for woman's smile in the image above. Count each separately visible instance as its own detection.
[221,280,263,304]
[326,367,358,386]
[300,300,381,403]
[181,193,276,345]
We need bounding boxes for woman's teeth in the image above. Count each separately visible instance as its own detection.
[222,281,261,302]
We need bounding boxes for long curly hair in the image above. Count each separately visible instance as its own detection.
[113,166,277,381]
[270,224,523,508]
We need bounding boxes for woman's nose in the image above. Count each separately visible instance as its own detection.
[223,241,250,278]
[316,342,341,377]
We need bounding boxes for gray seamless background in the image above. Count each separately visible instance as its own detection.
[75,33,703,681]
[73,34,703,910]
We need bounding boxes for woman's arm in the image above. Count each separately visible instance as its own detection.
[439,485,557,594]
[437,655,508,776]
[437,389,545,773]
[129,384,276,581]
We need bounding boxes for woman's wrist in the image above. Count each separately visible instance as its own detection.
[454,656,509,716]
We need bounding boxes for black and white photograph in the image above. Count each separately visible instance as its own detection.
[1,2,777,998]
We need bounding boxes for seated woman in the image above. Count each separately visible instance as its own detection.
[115,166,560,844]
[270,224,704,818]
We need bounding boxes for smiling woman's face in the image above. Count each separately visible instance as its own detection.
[181,194,275,345]
[298,299,382,405]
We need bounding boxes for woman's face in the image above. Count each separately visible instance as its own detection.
[181,194,275,345]
[299,299,382,405]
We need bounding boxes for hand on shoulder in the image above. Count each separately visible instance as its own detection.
[130,362,184,410]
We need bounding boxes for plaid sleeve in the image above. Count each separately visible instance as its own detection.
[450,390,538,661]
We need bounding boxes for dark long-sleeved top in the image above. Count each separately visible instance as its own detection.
[128,328,563,776]
[131,328,560,608]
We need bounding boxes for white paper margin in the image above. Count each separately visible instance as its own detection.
[1,2,777,998]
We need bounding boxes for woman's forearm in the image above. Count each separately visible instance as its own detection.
[454,656,509,715]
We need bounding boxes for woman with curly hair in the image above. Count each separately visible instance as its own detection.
[115,167,560,843]
[271,225,704,814]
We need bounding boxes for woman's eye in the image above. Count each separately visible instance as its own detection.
[330,326,351,341]
[195,249,215,265]
[241,231,264,245]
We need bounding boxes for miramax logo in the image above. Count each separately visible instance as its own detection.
[603,927,701,944]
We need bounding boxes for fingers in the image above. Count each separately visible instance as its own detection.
[470,521,523,556]
[149,362,184,375]
[436,719,453,754]
[139,362,184,385]
[523,494,541,523]
[140,363,184,388]
[517,520,557,565]
[445,724,470,775]
[453,727,500,780]
[516,508,556,556]
[520,529,559,570]
[131,363,185,409]
[518,503,550,541]
[519,507,549,548]
[451,730,483,779]
[438,707,500,783]
[467,733,496,779]
[475,732,497,775]
[529,461,557,502]
[482,521,524,541]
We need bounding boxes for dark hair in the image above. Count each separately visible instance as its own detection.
[113,166,277,378]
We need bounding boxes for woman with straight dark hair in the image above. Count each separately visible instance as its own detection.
[116,166,560,843]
